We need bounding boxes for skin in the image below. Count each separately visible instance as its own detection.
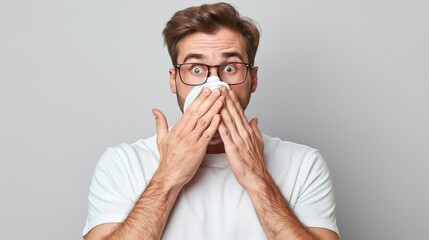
[84,28,339,240]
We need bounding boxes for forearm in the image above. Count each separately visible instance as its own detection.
[246,174,317,240]
[104,171,182,240]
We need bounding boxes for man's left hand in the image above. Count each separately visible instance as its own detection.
[218,90,266,189]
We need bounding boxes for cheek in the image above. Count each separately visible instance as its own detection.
[176,84,193,100]
[229,81,251,97]
[229,85,251,109]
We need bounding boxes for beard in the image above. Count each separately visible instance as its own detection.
[176,93,186,113]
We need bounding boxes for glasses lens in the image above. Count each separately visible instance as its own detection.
[219,63,248,84]
[179,64,208,85]
[178,62,249,85]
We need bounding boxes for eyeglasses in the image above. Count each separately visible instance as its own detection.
[174,62,252,86]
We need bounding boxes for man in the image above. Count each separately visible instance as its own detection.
[83,2,339,240]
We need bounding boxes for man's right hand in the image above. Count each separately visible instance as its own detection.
[84,89,224,240]
[152,87,224,188]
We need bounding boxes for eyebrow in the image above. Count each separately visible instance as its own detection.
[222,52,244,61]
[182,53,205,63]
[181,51,245,63]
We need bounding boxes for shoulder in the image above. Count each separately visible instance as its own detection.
[262,133,321,164]
[83,135,159,237]
[262,133,330,189]
[99,134,158,163]
[93,135,160,183]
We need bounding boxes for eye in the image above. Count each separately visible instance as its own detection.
[190,65,205,75]
[223,64,237,73]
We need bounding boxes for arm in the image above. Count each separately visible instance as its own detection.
[85,88,225,240]
[85,172,182,240]
[244,171,339,240]
[218,90,338,240]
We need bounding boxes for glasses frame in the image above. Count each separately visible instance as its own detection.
[174,62,253,86]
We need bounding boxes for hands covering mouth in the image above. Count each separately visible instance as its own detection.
[183,76,231,112]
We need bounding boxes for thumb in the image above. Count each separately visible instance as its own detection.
[152,108,168,143]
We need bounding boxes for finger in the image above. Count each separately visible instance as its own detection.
[220,106,242,145]
[218,121,234,147]
[193,96,224,136]
[152,108,169,144]
[223,91,249,140]
[184,87,212,116]
[184,88,223,131]
[229,90,252,132]
[249,118,263,141]
[229,90,245,113]
[198,114,222,145]
[178,87,211,132]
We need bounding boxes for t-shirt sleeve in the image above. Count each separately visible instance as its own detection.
[82,147,137,237]
[294,151,339,235]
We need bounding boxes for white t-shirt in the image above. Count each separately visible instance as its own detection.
[83,133,339,238]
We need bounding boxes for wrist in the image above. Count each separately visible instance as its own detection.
[242,171,274,195]
[151,168,186,195]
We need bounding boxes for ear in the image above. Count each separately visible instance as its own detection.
[250,66,258,93]
[169,68,177,94]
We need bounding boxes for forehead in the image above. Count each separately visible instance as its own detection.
[176,28,248,63]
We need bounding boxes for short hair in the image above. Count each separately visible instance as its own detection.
[162,2,261,65]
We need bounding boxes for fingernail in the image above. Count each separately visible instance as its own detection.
[215,99,222,106]
[213,88,220,96]
[203,88,210,95]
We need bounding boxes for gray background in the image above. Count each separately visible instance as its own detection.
[1,0,428,239]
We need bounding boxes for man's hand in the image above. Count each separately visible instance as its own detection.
[153,87,225,188]
[217,90,338,240]
[218,89,266,189]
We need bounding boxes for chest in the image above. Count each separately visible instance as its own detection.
[161,167,267,240]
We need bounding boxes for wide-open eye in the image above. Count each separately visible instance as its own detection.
[190,65,205,75]
[222,64,237,74]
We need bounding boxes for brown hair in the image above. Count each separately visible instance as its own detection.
[162,2,261,65]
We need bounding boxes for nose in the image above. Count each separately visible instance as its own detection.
[208,66,220,77]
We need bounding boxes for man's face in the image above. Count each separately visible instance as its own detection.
[169,28,258,113]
